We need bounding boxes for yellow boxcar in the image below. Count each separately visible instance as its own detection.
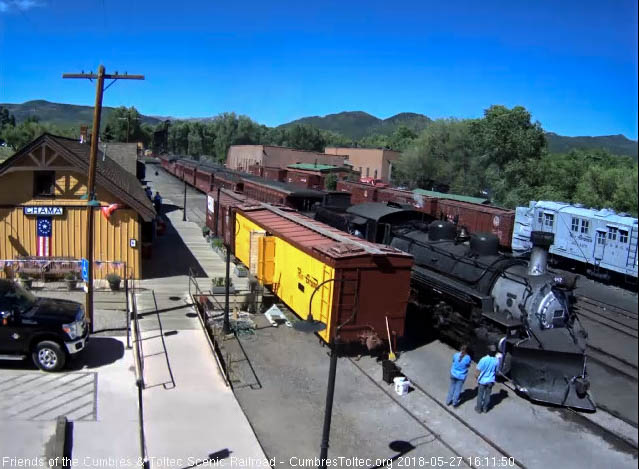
[233,207,413,346]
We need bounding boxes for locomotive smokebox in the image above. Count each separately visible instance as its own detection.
[528,231,554,276]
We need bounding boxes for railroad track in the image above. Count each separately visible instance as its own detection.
[347,357,526,469]
[587,344,638,380]
[575,297,638,339]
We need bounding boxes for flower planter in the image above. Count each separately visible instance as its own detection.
[234,266,248,277]
[65,280,78,291]
[211,286,235,295]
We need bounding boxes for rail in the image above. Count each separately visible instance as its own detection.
[188,268,231,387]
[129,281,150,469]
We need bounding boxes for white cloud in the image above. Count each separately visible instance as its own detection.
[0,0,44,13]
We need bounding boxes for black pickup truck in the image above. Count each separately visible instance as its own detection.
[0,279,89,371]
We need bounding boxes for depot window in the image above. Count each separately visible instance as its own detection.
[608,227,618,241]
[33,171,55,197]
[596,231,606,245]
[619,230,628,243]
[580,219,590,234]
[571,217,579,232]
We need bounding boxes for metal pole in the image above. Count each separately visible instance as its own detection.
[84,65,105,333]
[319,340,339,469]
[214,187,221,237]
[183,180,187,221]
[223,246,231,334]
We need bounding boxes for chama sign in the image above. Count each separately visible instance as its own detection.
[23,206,65,216]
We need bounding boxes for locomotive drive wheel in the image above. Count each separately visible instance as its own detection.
[32,341,66,372]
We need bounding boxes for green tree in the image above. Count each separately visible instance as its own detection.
[324,173,338,190]
[284,124,326,152]
[103,106,144,143]
[470,105,547,168]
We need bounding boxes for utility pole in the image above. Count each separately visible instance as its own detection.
[119,114,141,143]
[63,66,144,332]
[183,180,187,221]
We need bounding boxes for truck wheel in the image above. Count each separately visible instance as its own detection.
[32,341,66,372]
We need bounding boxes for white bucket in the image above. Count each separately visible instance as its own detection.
[393,377,410,396]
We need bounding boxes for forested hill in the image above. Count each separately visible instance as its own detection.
[281,111,432,139]
[0,100,161,127]
[2,101,636,157]
[545,132,637,159]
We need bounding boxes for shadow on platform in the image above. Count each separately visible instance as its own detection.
[143,205,208,279]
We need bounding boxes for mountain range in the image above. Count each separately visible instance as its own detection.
[0,100,161,127]
[2,100,636,158]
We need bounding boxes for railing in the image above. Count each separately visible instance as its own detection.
[129,281,149,469]
[188,268,231,387]
[0,258,128,291]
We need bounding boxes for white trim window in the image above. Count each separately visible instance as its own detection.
[596,231,606,245]
[608,227,618,241]
[580,219,590,234]
[571,217,579,232]
[619,230,628,243]
[544,213,554,228]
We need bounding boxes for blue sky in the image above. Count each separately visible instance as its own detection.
[0,0,637,138]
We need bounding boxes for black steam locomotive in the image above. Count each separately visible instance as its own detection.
[315,202,594,410]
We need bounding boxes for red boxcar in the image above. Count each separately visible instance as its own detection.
[182,161,198,186]
[264,167,287,182]
[286,169,324,190]
[435,199,515,249]
[206,189,253,247]
[195,166,215,193]
[212,171,244,192]
[336,180,378,204]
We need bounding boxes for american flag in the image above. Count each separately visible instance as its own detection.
[36,216,52,257]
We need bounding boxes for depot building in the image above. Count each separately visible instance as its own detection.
[0,133,155,279]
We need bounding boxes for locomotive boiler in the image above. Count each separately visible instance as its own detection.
[391,221,594,410]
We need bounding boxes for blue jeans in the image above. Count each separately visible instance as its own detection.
[476,382,494,412]
[446,377,465,406]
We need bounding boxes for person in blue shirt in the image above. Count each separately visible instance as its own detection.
[445,344,471,407]
[475,345,501,413]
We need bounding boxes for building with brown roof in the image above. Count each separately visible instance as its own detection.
[98,142,139,176]
[324,147,401,183]
[0,134,155,280]
[226,145,348,172]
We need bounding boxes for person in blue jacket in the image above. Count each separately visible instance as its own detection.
[475,344,501,413]
[445,344,471,407]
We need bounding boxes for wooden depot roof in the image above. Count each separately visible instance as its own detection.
[0,133,156,221]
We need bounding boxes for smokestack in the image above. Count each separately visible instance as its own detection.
[528,231,554,276]
[80,125,88,144]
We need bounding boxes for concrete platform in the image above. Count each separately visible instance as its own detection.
[132,187,267,468]
[396,341,637,469]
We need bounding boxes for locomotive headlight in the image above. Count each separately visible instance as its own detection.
[536,291,568,329]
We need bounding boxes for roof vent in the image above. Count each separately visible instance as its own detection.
[574,203,584,208]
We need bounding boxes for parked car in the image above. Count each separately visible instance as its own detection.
[0,279,89,371]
